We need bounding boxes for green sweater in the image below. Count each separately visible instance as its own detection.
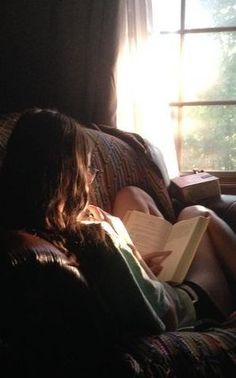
[78,220,172,335]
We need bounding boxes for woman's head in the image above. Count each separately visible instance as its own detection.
[0,108,91,231]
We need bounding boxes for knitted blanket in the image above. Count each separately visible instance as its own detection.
[108,312,236,377]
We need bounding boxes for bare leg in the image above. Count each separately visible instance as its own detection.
[112,186,163,220]
[113,187,236,316]
[178,205,235,315]
[178,205,236,281]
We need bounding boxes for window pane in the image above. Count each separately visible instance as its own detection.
[159,34,180,102]
[182,32,236,101]
[156,0,181,31]
[180,105,236,171]
[185,0,236,29]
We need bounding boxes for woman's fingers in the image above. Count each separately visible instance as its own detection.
[87,205,104,220]
[144,251,172,263]
[143,251,172,276]
[150,264,163,276]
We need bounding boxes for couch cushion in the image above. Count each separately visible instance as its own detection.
[0,113,176,222]
[113,312,236,377]
[0,113,20,168]
[87,128,176,222]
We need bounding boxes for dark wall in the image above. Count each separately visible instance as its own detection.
[1,2,57,113]
[0,1,93,118]
[0,1,119,125]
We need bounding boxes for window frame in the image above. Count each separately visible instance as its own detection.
[160,0,236,191]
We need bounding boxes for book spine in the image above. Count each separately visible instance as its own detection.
[171,180,221,203]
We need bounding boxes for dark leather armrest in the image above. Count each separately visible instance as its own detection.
[172,194,236,232]
[199,194,236,232]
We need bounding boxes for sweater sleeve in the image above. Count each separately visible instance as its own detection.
[78,221,171,335]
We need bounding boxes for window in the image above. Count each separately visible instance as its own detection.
[157,0,236,181]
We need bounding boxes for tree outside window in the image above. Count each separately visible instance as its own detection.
[158,0,236,172]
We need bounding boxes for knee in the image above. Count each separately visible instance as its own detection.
[113,186,141,209]
[178,205,214,220]
[112,186,147,219]
[115,186,139,200]
[112,186,162,219]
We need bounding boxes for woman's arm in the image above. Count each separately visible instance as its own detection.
[87,205,178,331]
[128,244,178,330]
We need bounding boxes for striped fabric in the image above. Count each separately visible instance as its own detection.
[0,113,235,376]
[0,113,176,222]
[0,113,19,167]
[112,312,236,377]
[87,128,176,222]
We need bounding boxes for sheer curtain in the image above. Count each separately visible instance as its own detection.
[116,0,179,178]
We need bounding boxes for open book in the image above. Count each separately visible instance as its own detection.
[123,210,209,283]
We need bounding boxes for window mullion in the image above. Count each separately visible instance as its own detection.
[176,0,186,170]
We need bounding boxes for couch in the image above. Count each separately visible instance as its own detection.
[0,113,236,377]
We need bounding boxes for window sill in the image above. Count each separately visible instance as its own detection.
[180,170,236,195]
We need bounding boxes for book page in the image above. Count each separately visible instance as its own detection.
[124,210,208,283]
[124,210,172,256]
[158,226,192,282]
[158,216,208,282]
[170,217,208,281]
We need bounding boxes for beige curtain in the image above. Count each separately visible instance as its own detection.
[116,0,179,177]
[54,0,121,126]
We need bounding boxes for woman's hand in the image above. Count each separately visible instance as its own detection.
[88,205,173,279]
[143,251,172,276]
[128,245,172,280]
[87,205,114,225]
[87,204,106,221]
[87,205,118,227]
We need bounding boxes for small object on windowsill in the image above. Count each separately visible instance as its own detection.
[192,169,204,174]
[170,171,221,203]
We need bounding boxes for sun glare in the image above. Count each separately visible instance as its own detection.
[182,35,220,100]
[116,0,221,176]
[185,0,213,28]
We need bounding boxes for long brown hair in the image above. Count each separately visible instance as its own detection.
[0,108,105,252]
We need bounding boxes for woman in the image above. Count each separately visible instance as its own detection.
[112,186,236,326]
[0,108,235,336]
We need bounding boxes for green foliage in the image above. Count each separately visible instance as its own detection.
[181,0,236,171]
[182,106,236,170]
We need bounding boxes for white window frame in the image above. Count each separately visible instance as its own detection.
[160,0,236,192]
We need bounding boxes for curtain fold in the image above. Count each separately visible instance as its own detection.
[1,0,180,175]
[53,0,121,126]
[116,0,179,177]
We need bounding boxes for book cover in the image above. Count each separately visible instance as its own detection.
[123,210,209,283]
[171,172,221,203]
